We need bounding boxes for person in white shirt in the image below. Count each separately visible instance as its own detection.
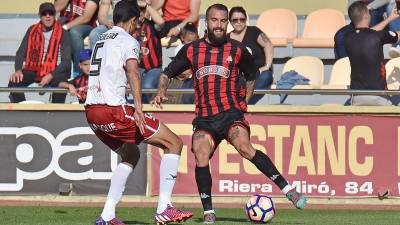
[85,1,193,224]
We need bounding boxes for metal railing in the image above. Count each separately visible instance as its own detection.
[1,87,400,96]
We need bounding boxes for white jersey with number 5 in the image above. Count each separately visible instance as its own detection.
[85,26,140,106]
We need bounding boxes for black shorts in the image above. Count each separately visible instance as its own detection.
[192,109,250,146]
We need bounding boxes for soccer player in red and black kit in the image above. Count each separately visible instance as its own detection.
[152,3,307,224]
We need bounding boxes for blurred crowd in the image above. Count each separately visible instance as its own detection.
[7,0,400,106]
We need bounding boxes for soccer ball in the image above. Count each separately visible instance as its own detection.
[245,194,275,223]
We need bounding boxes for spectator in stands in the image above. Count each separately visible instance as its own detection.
[345,1,400,105]
[388,0,400,57]
[135,0,165,103]
[54,0,99,77]
[59,49,91,103]
[8,2,70,103]
[348,0,395,26]
[228,6,273,104]
[334,24,355,59]
[335,0,400,59]
[174,22,198,55]
[151,0,201,38]
[168,22,199,104]
[88,0,140,48]
[88,0,120,49]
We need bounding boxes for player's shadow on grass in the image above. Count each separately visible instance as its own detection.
[194,217,305,224]
[123,220,152,224]
[194,216,248,223]
[273,222,305,224]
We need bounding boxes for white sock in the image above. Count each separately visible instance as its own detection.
[156,154,180,214]
[101,163,133,221]
[204,209,215,215]
[282,184,293,195]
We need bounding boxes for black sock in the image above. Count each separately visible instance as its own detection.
[250,150,289,190]
[195,165,213,211]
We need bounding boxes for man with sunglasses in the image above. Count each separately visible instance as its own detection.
[8,2,71,103]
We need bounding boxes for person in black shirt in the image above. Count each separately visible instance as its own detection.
[151,3,307,224]
[228,6,273,104]
[345,1,400,105]
[334,1,400,59]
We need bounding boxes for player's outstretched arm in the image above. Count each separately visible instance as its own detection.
[152,44,191,108]
[151,73,170,109]
[245,80,255,104]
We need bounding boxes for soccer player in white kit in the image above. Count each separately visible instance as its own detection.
[85,1,193,224]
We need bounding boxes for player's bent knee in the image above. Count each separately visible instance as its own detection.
[118,143,141,166]
[194,153,209,166]
[193,147,211,165]
[167,135,183,154]
[237,145,256,160]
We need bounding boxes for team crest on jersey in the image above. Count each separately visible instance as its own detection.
[226,55,233,63]
[195,65,230,79]
[141,47,150,56]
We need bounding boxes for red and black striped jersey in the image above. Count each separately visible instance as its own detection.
[138,20,162,71]
[164,38,258,118]
[60,0,99,27]
[71,74,88,103]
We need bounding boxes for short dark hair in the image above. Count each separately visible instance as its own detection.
[348,1,369,25]
[205,3,228,20]
[181,22,198,36]
[113,0,140,24]
[229,6,247,21]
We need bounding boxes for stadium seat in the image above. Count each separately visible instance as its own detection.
[322,57,351,89]
[385,57,400,90]
[293,9,345,48]
[256,8,297,47]
[281,56,324,88]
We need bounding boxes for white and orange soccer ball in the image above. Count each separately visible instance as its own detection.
[245,194,275,223]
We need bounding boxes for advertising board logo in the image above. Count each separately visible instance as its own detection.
[0,127,118,191]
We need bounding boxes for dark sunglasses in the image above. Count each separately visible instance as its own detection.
[40,10,55,17]
[231,18,246,23]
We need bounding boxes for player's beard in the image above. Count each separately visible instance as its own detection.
[208,28,227,46]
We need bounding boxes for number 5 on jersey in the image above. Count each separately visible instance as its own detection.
[90,42,105,76]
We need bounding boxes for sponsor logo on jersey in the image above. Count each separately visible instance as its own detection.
[195,65,230,79]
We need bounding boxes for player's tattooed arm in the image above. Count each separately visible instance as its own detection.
[151,74,171,108]
[157,74,170,97]
[245,80,256,103]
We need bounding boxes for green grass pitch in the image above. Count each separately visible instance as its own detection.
[0,206,399,225]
